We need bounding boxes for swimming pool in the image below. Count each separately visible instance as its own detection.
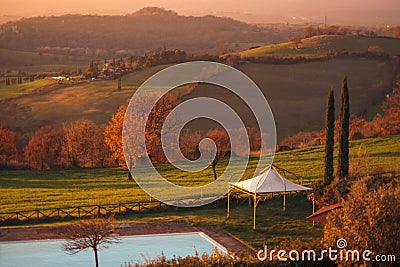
[0,232,227,267]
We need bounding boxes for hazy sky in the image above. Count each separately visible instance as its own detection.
[1,0,399,24]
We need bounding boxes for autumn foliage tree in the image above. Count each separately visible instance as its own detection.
[145,94,179,164]
[61,120,109,168]
[380,80,400,135]
[324,177,400,265]
[0,125,17,165]
[105,94,179,181]
[104,105,127,167]
[24,126,63,170]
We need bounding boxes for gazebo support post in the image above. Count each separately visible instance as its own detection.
[253,194,258,230]
[283,192,286,212]
[312,192,315,226]
[227,187,231,218]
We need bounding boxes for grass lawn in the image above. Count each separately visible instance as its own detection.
[1,135,399,248]
[1,135,398,213]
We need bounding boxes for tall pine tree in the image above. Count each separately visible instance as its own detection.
[324,88,335,185]
[337,76,350,179]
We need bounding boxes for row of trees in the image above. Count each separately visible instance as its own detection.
[1,84,262,174]
[24,121,114,169]
[303,24,400,39]
[104,91,262,180]
[323,76,350,185]
[87,49,187,78]
[2,76,34,86]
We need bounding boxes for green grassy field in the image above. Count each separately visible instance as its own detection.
[1,134,399,248]
[235,35,400,58]
[1,134,398,212]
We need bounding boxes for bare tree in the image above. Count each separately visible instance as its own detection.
[290,37,302,49]
[63,216,119,267]
[202,128,230,181]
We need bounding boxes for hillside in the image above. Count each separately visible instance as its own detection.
[0,7,274,59]
[0,48,90,72]
[0,57,396,140]
[235,35,400,58]
[181,57,396,138]
[0,65,170,134]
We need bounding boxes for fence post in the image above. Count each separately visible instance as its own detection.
[78,207,80,219]
[16,212,19,221]
[138,203,141,212]
[37,210,40,220]
[97,205,101,216]
[57,208,60,218]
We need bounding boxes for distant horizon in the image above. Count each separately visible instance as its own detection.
[1,0,400,26]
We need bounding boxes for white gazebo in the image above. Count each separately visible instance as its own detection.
[227,166,313,229]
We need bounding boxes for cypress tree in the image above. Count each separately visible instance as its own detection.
[337,76,350,179]
[324,88,335,185]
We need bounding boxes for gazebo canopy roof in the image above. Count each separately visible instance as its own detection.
[230,168,312,194]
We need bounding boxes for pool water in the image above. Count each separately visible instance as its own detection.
[0,232,227,267]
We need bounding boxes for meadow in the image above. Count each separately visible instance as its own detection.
[1,134,399,247]
[1,134,398,213]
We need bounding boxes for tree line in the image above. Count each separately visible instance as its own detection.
[87,49,188,79]
[0,85,261,173]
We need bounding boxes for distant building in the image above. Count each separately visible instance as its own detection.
[51,76,67,81]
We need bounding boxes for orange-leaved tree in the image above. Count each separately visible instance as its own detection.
[0,125,17,165]
[104,105,127,167]
[61,119,108,168]
[24,126,63,170]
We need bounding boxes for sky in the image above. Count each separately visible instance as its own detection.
[1,0,399,25]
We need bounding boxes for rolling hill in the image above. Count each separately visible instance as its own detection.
[0,58,396,140]
[0,7,273,59]
[234,35,400,58]
[0,35,398,140]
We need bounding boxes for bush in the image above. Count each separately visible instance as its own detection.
[324,177,400,265]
